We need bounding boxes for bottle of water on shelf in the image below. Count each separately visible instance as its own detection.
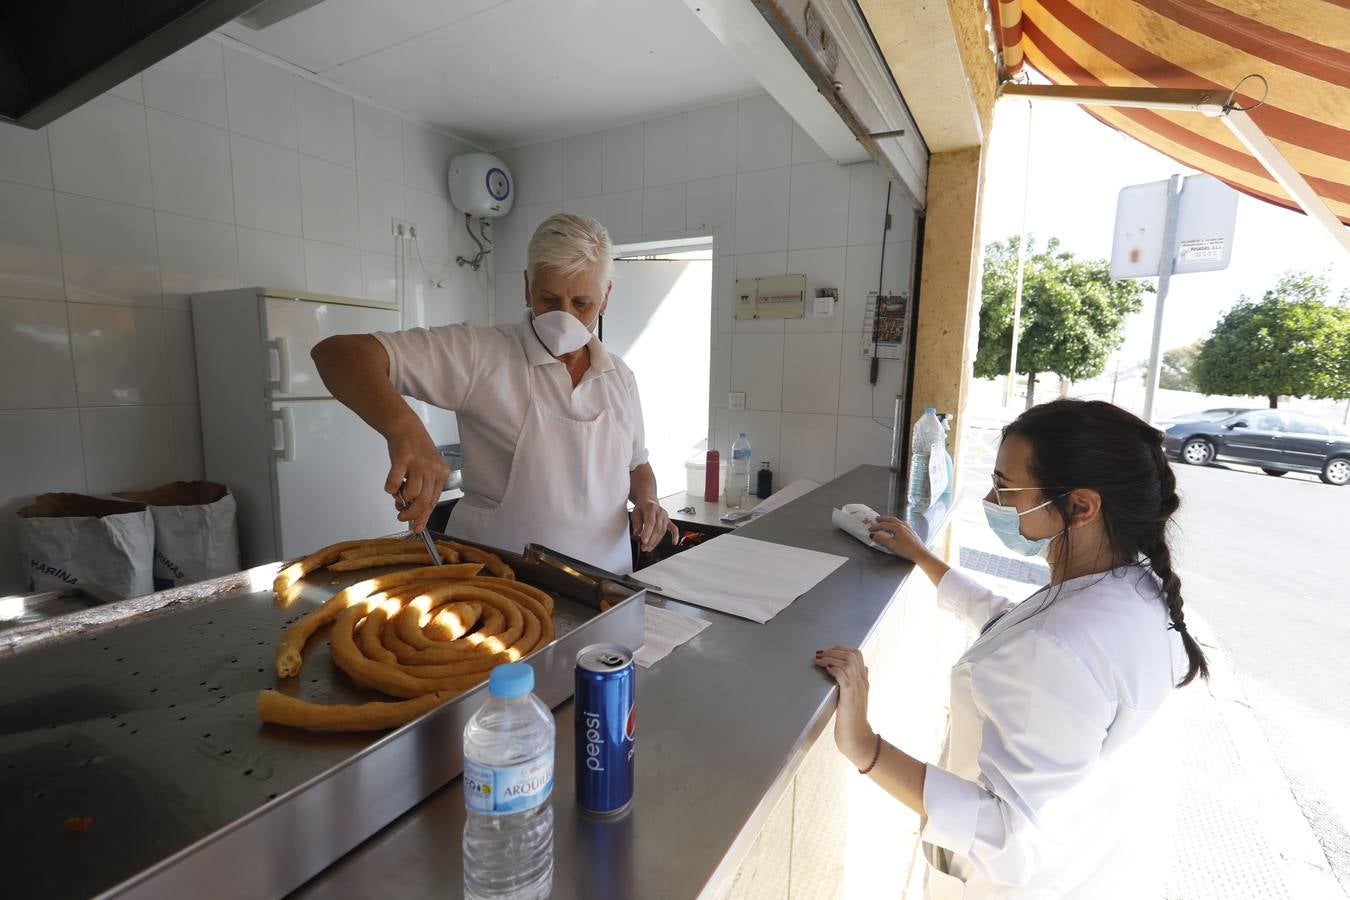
[463,662,555,900]
[727,433,752,509]
[907,408,945,513]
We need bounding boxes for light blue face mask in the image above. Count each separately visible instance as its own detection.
[982,495,1066,557]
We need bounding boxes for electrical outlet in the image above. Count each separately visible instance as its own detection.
[729,392,746,410]
[390,218,415,237]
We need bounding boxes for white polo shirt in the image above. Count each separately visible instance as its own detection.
[372,319,649,507]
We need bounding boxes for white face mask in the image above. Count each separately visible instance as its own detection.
[529,309,594,356]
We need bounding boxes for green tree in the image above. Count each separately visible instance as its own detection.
[976,237,1150,407]
[1155,339,1205,392]
[1192,272,1350,408]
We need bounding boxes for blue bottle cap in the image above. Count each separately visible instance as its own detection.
[924,407,936,414]
[489,662,534,698]
[739,432,747,437]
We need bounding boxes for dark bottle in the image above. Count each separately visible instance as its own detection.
[756,461,773,499]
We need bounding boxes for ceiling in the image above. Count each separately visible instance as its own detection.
[218,0,762,149]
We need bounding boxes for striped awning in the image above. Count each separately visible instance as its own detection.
[993,0,1350,225]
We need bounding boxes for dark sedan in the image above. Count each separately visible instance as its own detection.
[1164,410,1350,485]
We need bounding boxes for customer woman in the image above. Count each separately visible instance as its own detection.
[816,399,1207,898]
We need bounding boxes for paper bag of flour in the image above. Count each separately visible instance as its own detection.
[17,493,155,598]
[114,481,239,589]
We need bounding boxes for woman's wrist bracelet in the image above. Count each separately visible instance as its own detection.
[858,733,882,775]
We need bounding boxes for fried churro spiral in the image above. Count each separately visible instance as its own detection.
[259,539,553,732]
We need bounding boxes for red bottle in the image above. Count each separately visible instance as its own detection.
[704,450,720,502]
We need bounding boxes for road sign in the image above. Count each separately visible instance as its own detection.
[1110,174,1237,279]
[1109,174,1238,423]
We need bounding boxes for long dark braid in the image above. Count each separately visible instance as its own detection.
[1003,400,1210,688]
[1140,438,1208,685]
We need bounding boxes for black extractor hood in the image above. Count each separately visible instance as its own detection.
[0,1,263,129]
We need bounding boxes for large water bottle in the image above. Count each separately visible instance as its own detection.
[463,663,556,900]
[727,433,752,508]
[907,407,945,512]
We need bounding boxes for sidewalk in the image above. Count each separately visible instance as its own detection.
[949,410,1345,898]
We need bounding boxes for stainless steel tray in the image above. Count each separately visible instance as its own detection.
[0,536,644,900]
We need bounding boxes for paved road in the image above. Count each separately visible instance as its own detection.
[959,419,1350,887]
[1171,460,1350,887]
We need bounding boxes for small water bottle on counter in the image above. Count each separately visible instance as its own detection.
[907,408,944,512]
[727,433,751,509]
[463,663,555,900]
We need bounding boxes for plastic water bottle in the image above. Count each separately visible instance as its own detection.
[936,414,955,503]
[463,663,555,900]
[727,433,752,508]
[907,408,945,512]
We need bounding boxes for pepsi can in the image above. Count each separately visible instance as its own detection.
[575,643,635,816]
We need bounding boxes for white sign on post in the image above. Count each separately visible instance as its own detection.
[1110,174,1237,279]
[1109,173,1239,424]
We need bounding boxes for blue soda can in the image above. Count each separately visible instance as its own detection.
[575,643,635,816]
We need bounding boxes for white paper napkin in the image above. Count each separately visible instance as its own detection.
[831,503,898,555]
[634,604,711,668]
[637,534,849,623]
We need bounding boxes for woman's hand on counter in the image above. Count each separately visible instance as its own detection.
[815,646,877,770]
[868,517,950,587]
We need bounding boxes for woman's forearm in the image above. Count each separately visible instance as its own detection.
[312,335,422,439]
[868,739,928,815]
[628,463,659,504]
[914,550,951,588]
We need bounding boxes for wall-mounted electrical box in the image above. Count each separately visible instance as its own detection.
[734,274,808,320]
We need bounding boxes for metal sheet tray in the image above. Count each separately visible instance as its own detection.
[0,536,645,900]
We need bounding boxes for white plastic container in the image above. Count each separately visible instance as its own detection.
[684,454,707,496]
[463,663,555,900]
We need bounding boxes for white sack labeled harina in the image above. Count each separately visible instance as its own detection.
[17,493,154,599]
[114,481,240,589]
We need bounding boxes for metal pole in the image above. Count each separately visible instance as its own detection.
[1111,357,1121,404]
[1222,109,1350,256]
[890,394,903,471]
[1005,102,1034,407]
[1143,175,1183,424]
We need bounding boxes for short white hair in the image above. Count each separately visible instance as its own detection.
[527,213,614,287]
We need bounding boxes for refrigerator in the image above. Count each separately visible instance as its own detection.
[191,288,452,567]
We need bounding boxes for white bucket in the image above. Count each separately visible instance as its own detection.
[685,455,707,496]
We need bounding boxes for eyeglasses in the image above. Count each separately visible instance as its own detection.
[989,474,1070,506]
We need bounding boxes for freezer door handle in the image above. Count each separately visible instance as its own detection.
[267,336,292,395]
[271,407,296,461]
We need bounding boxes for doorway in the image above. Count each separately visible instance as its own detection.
[606,239,714,497]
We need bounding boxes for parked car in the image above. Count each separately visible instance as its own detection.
[1164,411,1350,485]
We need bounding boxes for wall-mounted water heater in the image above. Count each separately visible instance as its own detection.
[448,153,514,218]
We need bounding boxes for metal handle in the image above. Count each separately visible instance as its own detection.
[397,485,443,564]
[271,407,296,461]
[267,337,292,394]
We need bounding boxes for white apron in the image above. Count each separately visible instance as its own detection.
[448,365,634,575]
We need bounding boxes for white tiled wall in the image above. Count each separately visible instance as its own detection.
[0,38,487,593]
[493,94,917,495]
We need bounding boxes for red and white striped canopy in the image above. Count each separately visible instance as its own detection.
[994,0,1350,224]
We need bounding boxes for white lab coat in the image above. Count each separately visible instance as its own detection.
[920,566,1187,899]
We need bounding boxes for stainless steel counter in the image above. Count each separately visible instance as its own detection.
[293,465,951,899]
